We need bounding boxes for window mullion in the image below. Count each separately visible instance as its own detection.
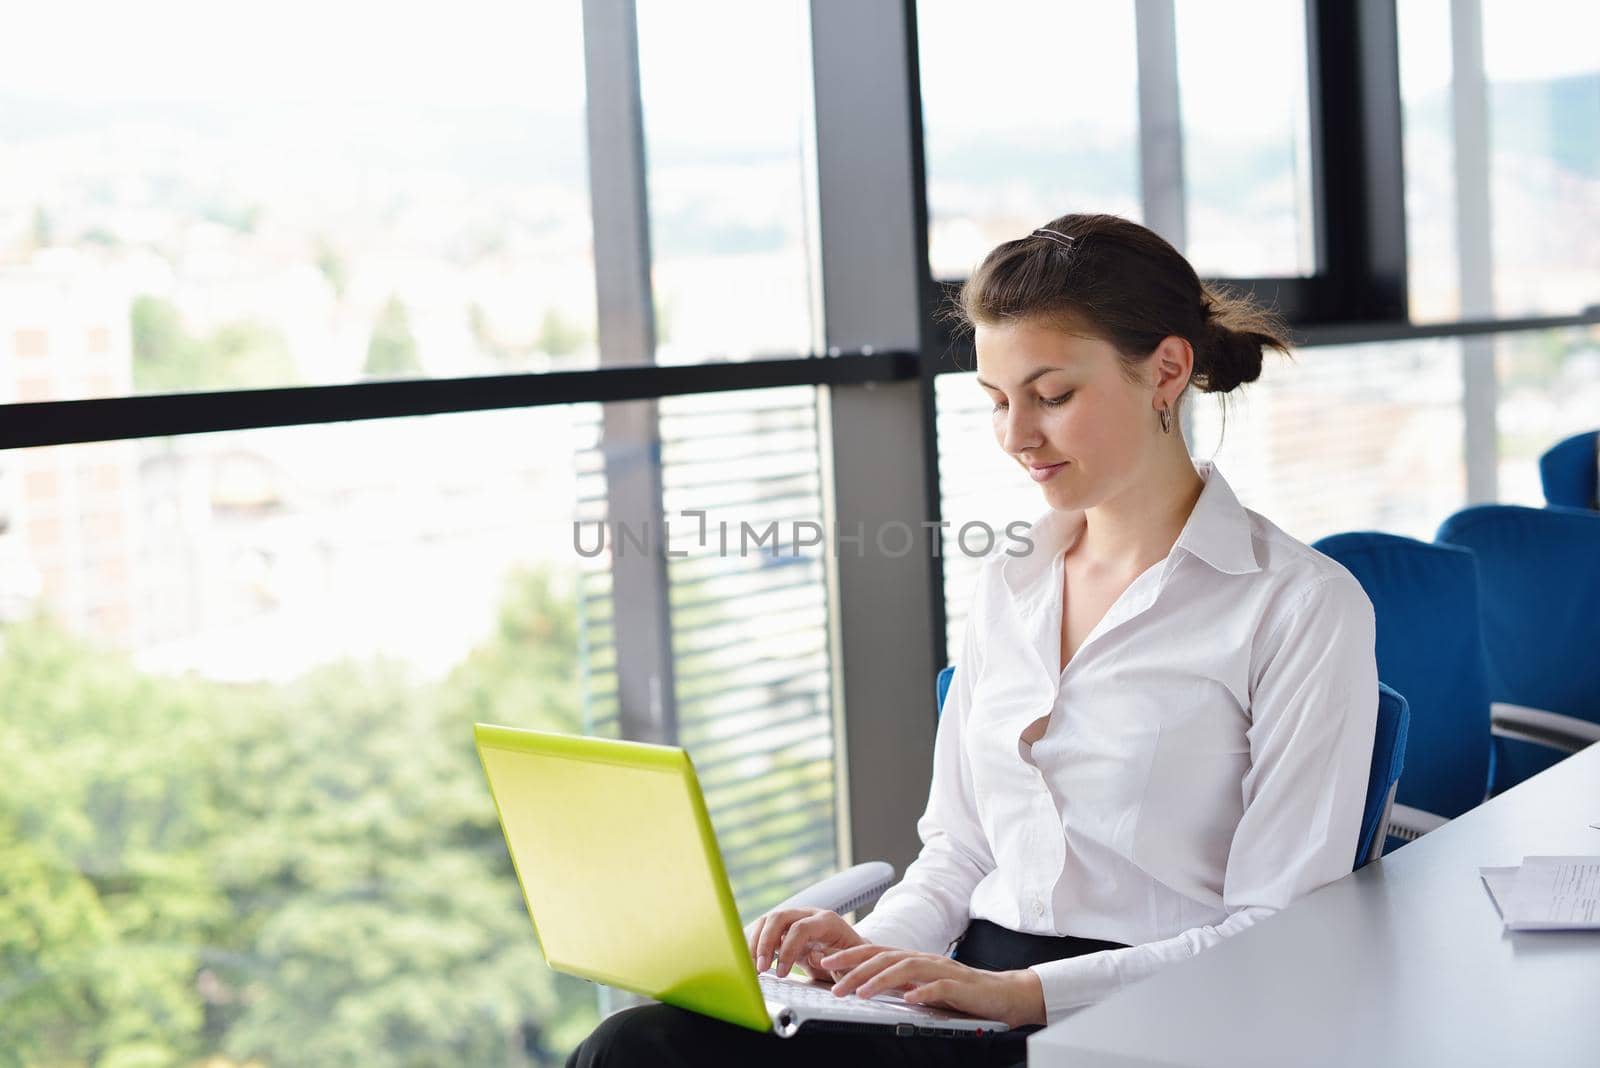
[582,0,677,745]
[809,0,941,880]
[1134,0,1188,254]
[1449,0,1499,503]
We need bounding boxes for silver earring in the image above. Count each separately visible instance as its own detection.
[1159,406,1174,434]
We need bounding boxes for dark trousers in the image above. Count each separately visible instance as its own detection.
[565,920,1127,1068]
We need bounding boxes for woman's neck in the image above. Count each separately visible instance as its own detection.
[1073,445,1205,573]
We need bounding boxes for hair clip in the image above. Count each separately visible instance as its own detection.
[1032,227,1076,250]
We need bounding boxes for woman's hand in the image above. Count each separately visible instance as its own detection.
[818,945,1047,1029]
[745,907,866,982]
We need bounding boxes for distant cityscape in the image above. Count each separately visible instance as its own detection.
[0,67,1596,683]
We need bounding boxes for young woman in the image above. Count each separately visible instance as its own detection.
[568,213,1378,1067]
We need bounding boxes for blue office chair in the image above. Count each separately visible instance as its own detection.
[781,665,1409,913]
[934,662,955,715]
[1311,533,1494,849]
[1435,504,1600,791]
[1537,430,1598,511]
[1359,684,1410,867]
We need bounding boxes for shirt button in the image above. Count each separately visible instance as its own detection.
[1031,898,1045,918]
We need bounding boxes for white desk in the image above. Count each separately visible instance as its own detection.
[1030,742,1600,1067]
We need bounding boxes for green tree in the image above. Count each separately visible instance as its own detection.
[206,566,596,1065]
[653,294,673,349]
[207,322,298,390]
[131,295,197,389]
[1501,329,1572,389]
[0,616,230,1068]
[30,205,54,250]
[536,310,586,361]
[82,226,120,248]
[0,564,599,1065]
[314,240,348,299]
[469,301,503,360]
[364,295,421,378]
[200,201,260,234]
[203,661,574,1066]
[131,296,296,393]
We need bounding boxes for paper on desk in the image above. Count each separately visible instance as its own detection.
[1497,856,1600,930]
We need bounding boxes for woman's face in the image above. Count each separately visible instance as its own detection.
[974,317,1160,512]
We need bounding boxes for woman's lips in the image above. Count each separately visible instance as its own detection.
[1027,461,1068,482]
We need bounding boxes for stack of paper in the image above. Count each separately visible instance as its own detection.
[1479,856,1600,930]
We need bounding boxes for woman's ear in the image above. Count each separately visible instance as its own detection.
[1149,335,1193,405]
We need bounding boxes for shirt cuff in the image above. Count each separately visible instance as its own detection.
[1028,949,1122,1024]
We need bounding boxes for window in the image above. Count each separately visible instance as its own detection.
[1495,325,1600,504]
[657,387,839,917]
[1,407,607,1063]
[1397,0,1460,322]
[1480,0,1600,317]
[1398,0,1600,321]
[1188,339,1466,541]
[637,0,820,362]
[1,386,846,1061]
[0,1,598,401]
[918,0,1142,279]
[1176,0,1316,277]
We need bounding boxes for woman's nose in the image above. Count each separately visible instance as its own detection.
[999,407,1042,454]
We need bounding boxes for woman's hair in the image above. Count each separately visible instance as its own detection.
[949,213,1292,398]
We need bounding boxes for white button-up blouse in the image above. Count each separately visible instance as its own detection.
[853,462,1379,1022]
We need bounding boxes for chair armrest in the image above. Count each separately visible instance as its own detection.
[1491,702,1600,755]
[1387,803,1449,844]
[771,861,895,916]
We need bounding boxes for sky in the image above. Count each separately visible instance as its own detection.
[1400,0,1600,94]
[3,2,1595,142]
[2,1,589,110]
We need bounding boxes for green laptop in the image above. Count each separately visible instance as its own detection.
[473,723,1010,1039]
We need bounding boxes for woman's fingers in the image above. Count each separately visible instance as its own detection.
[773,912,840,977]
[826,948,923,998]
[754,909,810,972]
[904,977,962,1009]
[854,956,951,1000]
[817,943,881,971]
[796,946,838,983]
[815,946,1042,1026]
[749,907,866,977]
[748,914,770,969]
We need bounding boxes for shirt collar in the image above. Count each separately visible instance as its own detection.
[1174,461,1261,576]
[1000,460,1260,601]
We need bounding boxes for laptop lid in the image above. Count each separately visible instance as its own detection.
[473,723,771,1032]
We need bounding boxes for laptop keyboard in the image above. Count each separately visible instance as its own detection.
[759,971,923,1018]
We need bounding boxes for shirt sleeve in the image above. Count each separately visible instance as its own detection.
[852,580,998,955]
[1028,571,1379,1021]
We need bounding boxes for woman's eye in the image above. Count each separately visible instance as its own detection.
[1041,391,1074,407]
[990,400,1008,412]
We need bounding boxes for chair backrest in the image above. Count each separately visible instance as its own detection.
[1358,684,1409,867]
[1310,532,1492,820]
[1538,430,1598,510]
[935,664,955,717]
[937,665,1410,872]
[1435,504,1600,785]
